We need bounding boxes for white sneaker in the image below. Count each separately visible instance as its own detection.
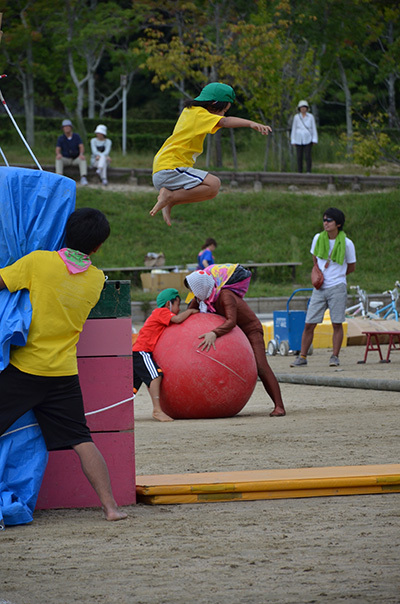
[80,176,88,186]
[102,179,108,186]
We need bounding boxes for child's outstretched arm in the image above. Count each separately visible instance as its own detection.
[170,308,199,324]
[218,116,271,135]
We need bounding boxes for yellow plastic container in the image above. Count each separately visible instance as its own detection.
[261,321,274,349]
[313,310,348,348]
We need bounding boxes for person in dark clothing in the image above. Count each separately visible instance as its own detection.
[55,119,88,185]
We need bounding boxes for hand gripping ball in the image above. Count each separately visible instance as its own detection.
[153,313,258,419]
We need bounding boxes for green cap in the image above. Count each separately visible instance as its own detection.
[156,288,180,308]
[194,82,235,103]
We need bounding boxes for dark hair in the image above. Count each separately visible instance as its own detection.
[202,237,217,249]
[65,207,110,254]
[184,99,230,113]
[323,207,345,230]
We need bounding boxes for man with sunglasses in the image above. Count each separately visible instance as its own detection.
[291,207,356,367]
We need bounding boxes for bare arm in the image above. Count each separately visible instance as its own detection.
[218,116,272,135]
[346,262,356,275]
[79,143,85,159]
[170,308,199,324]
[55,145,62,159]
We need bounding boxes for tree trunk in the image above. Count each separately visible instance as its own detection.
[337,57,353,155]
[88,71,95,119]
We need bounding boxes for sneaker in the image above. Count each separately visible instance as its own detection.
[102,179,108,186]
[329,355,340,367]
[80,176,88,186]
[290,356,307,367]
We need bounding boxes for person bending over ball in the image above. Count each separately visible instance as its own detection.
[150,82,272,226]
[185,265,286,417]
[0,208,127,521]
[132,288,199,421]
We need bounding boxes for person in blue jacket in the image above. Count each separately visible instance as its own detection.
[197,238,217,269]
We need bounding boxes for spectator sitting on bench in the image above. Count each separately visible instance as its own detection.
[55,119,88,186]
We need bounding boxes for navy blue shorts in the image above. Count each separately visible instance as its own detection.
[0,364,92,451]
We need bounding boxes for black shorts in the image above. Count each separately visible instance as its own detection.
[132,351,163,392]
[0,364,92,451]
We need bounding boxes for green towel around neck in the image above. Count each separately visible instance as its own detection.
[314,230,346,265]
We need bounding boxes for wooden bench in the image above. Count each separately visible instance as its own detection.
[100,262,302,287]
[358,331,400,364]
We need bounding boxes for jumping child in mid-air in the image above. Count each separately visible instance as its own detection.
[150,82,272,226]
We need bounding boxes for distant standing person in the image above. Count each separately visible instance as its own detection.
[291,207,356,368]
[55,119,88,185]
[291,100,318,173]
[91,124,112,186]
[150,82,272,226]
[197,238,217,269]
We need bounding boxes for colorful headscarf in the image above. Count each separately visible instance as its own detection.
[186,263,251,313]
[57,248,92,274]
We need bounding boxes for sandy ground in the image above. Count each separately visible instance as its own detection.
[1,346,399,604]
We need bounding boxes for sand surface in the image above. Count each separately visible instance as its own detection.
[1,346,399,604]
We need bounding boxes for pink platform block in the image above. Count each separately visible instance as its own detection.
[77,317,132,357]
[36,431,136,510]
[78,356,134,432]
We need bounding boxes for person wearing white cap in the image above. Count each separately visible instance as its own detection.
[90,124,112,186]
[290,100,318,173]
[55,119,88,185]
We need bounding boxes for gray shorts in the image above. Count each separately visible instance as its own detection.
[305,282,347,324]
[152,167,208,191]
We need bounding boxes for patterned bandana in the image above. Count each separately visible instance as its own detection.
[57,248,92,274]
[186,264,251,313]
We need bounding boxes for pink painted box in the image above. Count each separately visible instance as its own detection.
[77,317,132,357]
[36,431,136,509]
[78,356,134,432]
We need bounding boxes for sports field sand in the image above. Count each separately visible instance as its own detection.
[1,346,399,604]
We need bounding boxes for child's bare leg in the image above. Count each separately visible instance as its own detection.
[148,376,173,422]
[73,441,128,521]
[150,174,221,226]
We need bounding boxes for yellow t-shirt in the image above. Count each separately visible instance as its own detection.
[0,250,104,376]
[153,106,222,174]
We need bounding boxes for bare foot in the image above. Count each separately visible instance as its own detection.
[161,205,172,226]
[153,409,174,422]
[103,507,128,521]
[269,407,286,417]
[150,187,170,217]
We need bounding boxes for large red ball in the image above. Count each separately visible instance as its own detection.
[153,313,258,419]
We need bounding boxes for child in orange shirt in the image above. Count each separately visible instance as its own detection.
[132,288,198,421]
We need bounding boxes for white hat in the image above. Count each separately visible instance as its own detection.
[95,124,107,136]
[62,119,73,127]
[186,270,215,312]
[297,100,309,109]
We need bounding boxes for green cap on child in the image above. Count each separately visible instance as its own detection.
[194,82,235,103]
[156,288,180,308]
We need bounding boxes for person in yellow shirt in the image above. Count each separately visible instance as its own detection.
[150,82,272,226]
[0,208,127,522]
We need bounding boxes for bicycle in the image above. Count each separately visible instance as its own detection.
[345,285,369,318]
[368,281,400,321]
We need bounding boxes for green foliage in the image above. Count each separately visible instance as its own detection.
[75,187,400,299]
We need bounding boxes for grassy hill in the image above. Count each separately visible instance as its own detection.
[76,187,400,300]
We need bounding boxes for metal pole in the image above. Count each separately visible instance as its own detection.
[0,76,42,170]
[121,74,127,156]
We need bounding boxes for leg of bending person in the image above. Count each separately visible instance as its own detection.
[73,441,127,521]
[247,330,286,417]
[150,173,221,226]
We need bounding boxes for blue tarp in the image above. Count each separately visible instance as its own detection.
[0,411,48,527]
[0,167,76,526]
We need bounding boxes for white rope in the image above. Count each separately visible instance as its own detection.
[1,423,39,438]
[85,395,134,416]
[0,395,135,438]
